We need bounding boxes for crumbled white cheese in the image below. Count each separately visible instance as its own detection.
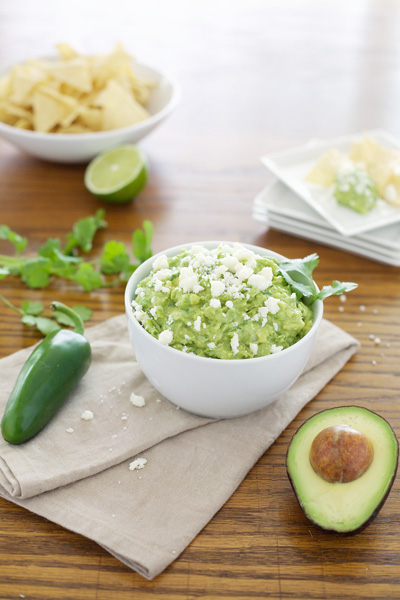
[270,344,283,354]
[221,255,239,271]
[210,298,221,308]
[81,410,94,421]
[133,309,146,323]
[207,342,216,349]
[66,427,74,433]
[259,266,273,286]
[236,266,254,281]
[159,329,173,345]
[194,316,202,331]
[233,246,255,261]
[179,266,199,293]
[249,343,258,355]
[153,268,172,281]
[153,254,169,270]
[230,332,239,355]
[193,284,205,293]
[154,280,169,293]
[264,296,280,314]
[225,300,234,309]
[214,264,228,277]
[210,280,225,297]
[129,457,147,471]
[130,392,146,407]
[248,273,270,291]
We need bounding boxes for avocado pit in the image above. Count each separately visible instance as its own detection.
[309,424,374,483]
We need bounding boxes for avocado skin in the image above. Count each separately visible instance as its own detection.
[286,406,399,535]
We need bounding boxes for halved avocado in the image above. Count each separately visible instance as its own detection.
[286,406,399,533]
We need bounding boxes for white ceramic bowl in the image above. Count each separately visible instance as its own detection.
[0,61,180,163]
[124,242,323,419]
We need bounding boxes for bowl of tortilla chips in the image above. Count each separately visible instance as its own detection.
[0,44,180,163]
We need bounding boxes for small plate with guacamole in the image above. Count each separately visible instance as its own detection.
[261,129,400,237]
[253,180,400,267]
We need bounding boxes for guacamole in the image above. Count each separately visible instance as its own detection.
[334,167,378,214]
[131,244,314,359]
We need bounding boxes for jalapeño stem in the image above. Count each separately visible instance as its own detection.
[50,301,85,335]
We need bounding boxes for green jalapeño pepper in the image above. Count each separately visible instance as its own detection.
[1,302,91,444]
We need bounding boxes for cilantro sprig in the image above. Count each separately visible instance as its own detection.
[0,295,92,336]
[278,253,358,304]
[0,211,153,290]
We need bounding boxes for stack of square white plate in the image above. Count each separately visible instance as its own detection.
[253,130,400,266]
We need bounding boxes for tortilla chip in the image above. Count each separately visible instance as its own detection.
[305,149,346,187]
[350,134,399,168]
[47,58,92,93]
[94,78,150,130]
[56,43,79,60]
[31,86,78,132]
[77,106,102,130]
[14,117,33,130]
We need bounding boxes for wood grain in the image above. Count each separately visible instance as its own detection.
[1,1,400,598]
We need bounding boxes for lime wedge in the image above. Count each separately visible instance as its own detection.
[84,145,148,203]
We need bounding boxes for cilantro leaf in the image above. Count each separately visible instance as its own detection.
[38,238,62,258]
[21,314,38,327]
[64,209,107,254]
[132,220,153,263]
[20,257,52,288]
[278,253,357,304]
[33,316,61,336]
[71,305,92,322]
[317,280,358,301]
[99,240,130,275]
[278,253,319,302]
[21,300,45,316]
[72,263,104,291]
[0,224,28,254]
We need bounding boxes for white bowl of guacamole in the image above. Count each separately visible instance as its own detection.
[124,242,323,418]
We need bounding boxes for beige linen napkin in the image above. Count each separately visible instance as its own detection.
[0,315,359,579]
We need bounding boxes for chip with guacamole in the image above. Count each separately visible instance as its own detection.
[131,244,314,359]
[333,167,378,214]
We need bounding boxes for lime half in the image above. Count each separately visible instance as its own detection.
[84,145,148,203]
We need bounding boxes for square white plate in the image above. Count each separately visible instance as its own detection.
[253,210,400,267]
[253,180,400,252]
[260,129,400,236]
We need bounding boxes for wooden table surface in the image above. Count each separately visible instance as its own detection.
[1,1,400,598]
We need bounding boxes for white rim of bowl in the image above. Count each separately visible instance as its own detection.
[124,241,324,364]
[0,61,181,141]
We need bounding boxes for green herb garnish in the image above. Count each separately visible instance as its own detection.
[0,296,93,336]
[278,253,357,305]
[0,212,153,290]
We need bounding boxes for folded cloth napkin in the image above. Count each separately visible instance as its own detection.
[0,315,359,579]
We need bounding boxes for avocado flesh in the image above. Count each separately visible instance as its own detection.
[286,406,399,533]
